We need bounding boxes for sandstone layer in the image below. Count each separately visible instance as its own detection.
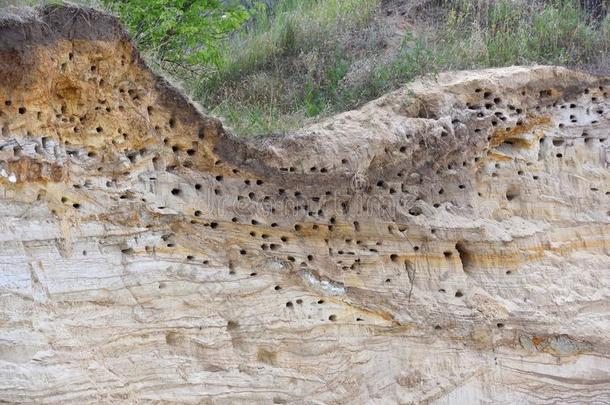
[0,5,609,404]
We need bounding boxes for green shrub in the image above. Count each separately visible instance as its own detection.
[100,0,250,75]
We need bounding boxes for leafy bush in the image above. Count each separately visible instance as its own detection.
[101,0,251,75]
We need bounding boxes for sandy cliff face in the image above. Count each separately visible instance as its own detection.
[0,5,609,404]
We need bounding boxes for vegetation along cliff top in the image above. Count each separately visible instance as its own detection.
[3,0,609,137]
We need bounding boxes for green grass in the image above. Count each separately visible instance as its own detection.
[429,0,606,69]
[194,0,382,136]
[218,0,378,79]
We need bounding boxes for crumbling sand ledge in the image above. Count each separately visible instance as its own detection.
[0,4,609,404]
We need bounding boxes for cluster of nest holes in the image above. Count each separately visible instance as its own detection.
[6,71,607,306]
[460,88,529,141]
[219,172,481,221]
[2,100,27,116]
[1,53,224,180]
[60,196,81,210]
[436,287,466,298]
[272,88,523,179]
[555,89,607,130]
[476,87,610,202]
[282,296,343,322]
[3,94,534,223]
[272,85,606,189]
[264,87,587,211]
